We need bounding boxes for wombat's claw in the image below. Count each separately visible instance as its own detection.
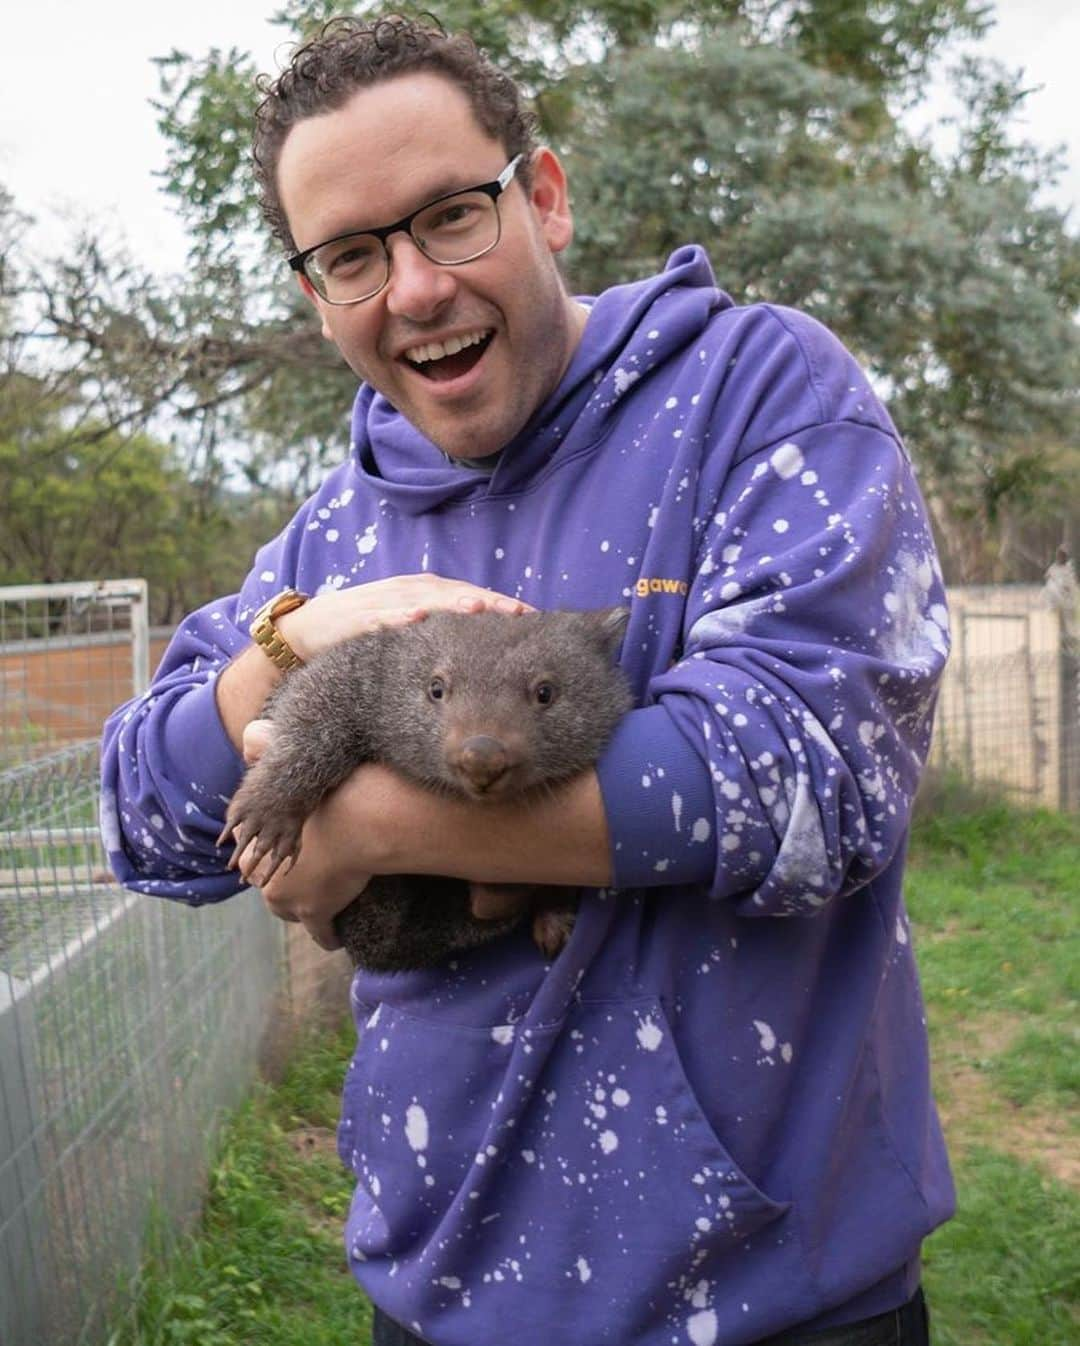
[219,806,303,882]
[220,814,260,868]
[532,909,575,961]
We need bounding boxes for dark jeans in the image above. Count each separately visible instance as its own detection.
[371,1286,930,1346]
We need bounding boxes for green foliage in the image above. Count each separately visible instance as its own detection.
[561,29,1079,557]
[270,1017,358,1128]
[0,382,188,588]
[907,791,1077,1026]
[563,32,879,284]
[991,1024,1080,1112]
[784,0,989,96]
[153,46,266,262]
[0,369,299,622]
[1,181,350,572]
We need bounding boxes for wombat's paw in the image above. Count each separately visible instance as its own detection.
[217,781,306,885]
[531,908,575,961]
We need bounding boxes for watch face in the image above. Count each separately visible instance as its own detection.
[254,589,301,627]
[272,589,304,616]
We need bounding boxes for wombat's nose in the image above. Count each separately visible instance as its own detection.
[456,735,511,791]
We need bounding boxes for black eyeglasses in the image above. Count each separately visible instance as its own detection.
[288,154,524,305]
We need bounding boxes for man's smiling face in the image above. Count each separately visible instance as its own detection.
[277,73,587,460]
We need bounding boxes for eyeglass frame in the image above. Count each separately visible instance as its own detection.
[287,153,525,306]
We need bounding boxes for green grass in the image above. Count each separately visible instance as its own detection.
[106,1019,373,1346]
[909,777,1079,1344]
[107,783,1079,1345]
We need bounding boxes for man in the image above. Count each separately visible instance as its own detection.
[101,14,952,1345]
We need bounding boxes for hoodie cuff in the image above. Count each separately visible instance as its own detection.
[595,704,716,889]
[160,677,247,804]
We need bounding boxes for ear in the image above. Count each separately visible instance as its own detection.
[297,273,335,342]
[526,147,574,255]
[586,606,630,658]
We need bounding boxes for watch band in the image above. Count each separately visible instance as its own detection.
[249,588,308,672]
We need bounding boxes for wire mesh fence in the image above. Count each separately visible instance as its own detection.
[0,582,285,1346]
[930,584,1080,812]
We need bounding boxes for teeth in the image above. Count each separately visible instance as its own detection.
[405,330,491,366]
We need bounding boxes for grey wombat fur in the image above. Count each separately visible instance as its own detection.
[222,608,631,971]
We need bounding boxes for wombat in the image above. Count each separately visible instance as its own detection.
[220,607,631,971]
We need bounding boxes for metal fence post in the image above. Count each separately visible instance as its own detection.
[1060,614,1080,811]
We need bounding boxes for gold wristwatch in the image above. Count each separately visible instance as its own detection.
[249,588,309,672]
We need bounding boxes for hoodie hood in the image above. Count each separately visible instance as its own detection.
[350,246,730,515]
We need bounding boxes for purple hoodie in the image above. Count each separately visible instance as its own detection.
[101,247,953,1345]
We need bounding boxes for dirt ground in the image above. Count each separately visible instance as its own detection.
[935,1011,1078,1190]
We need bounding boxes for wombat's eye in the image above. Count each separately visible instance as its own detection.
[428,676,447,702]
[534,681,557,707]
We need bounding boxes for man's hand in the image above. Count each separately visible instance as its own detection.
[276,573,532,663]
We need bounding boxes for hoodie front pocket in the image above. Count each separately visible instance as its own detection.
[555,996,791,1246]
[339,994,790,1285]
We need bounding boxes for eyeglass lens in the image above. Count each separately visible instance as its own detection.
[307,189,501,302]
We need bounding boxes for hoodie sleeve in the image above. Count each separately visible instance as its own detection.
[98,591,252,903]
[596,322,948,913]
[97,491,319,905]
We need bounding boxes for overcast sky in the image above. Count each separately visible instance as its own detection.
[1,0,1077,277]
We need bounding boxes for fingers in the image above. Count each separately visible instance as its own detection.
[362,603,430,631]
[469,881,529,921]
[241,718,274,765]
[301,916,344,952]
[260,868,359,953]
[454,591,530,616]
[357,581,530,620]
[229,834,297,887]
[276,577,533,663]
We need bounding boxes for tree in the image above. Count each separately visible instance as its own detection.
[0,374,304,623]
[0,193,298,619]
[557,33,1080,576]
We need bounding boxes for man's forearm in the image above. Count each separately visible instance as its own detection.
[332,762,615,889]
[215,644,284,753]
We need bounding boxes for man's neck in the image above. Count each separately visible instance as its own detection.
[445,448,502,473]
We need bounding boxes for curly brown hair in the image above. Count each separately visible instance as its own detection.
[253,13,539,251]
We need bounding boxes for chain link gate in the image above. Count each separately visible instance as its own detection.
[930,585,1079,811]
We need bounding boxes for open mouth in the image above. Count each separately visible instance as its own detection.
[403,329,495,383]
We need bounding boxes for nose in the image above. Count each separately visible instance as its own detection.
[454,735,512,793]
[383,232,457,322]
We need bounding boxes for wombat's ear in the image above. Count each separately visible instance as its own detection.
[588,606,630,656]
